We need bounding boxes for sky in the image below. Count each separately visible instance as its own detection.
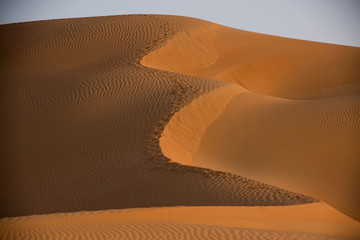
[1,0,359,47]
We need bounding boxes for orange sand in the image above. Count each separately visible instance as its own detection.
[1,202,360,239]
[1,14,359,238]
[144,15,360,220]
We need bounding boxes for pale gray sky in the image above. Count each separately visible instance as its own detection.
[1,0,359,47]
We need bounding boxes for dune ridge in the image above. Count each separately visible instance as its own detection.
[160,83,245,166]
[0,15,316,218]
[143,15,360,220]
[143,20,360,100]
[1,14,359,239]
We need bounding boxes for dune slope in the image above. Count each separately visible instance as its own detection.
[1,202,360,240]
[142,16,360,220]
[1,14,359,238]
[0,15,316,218]
[142,21,360,100]
[194,92,360,220]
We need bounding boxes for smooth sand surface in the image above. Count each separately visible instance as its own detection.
[1,14,359,239]
[142,21,360,100]
[160,84,245,166]
[194,92,360,221]
[144,16,360,220]
[1,202,360,239]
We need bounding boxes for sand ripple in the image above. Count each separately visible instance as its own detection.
[1,203,359,239]
[0,15,317,218]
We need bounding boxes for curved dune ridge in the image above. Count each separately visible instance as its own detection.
[160,84,245,166]
[142,20,360,100]
[1,203,360,239]
[0,14,316,218]
[0,14,359,238]
[146,16,360,220]
[194,92,360,220]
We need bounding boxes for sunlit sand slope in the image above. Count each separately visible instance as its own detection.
[161,83,360,221]
[194,92,360,220]
[142,21,360,100]
[160,84,245,166]
[0,15,316,218]
[1,203,359,240]
[142,16,360,220]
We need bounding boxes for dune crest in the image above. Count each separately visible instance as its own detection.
[141,24,219,72]
[0,15,317,218]
[141,15,360,221]
[143,19,360,99]
[160,84,244,165]
[1,14,359,238]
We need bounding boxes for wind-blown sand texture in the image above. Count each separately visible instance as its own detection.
[1,203,360,240]
[1,14,359,239]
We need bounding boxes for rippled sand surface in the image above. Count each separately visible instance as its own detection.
[1,14,359,239]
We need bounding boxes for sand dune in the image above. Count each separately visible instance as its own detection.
[143,16,360,220]
[161,84,360,221]
[160,84,245,166]
[1,202,359,239]
[0,15,315,218]
[142,20,360,99]
[1,14,359,238]
[193,92,360,220]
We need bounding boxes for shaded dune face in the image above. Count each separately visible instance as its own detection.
[0,15,317,218]
[142,17,360,220]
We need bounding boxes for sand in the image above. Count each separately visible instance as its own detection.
[193,92,360,220]
[1,14,359,238]
[1,203,360,239]
[142,21,360,99]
